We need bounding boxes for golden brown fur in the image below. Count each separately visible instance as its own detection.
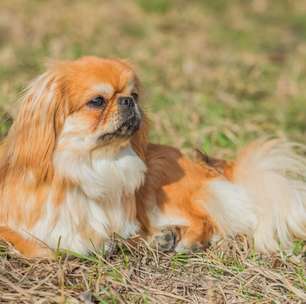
[136,144,219,247]
[0,56,305,257]
[0,57,147,256]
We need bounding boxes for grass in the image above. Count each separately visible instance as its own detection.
[1,237,305,303]
[0,0,305,303]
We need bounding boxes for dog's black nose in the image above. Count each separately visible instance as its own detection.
[118,96,134,109]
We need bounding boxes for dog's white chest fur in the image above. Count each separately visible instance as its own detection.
[31,145,146,253]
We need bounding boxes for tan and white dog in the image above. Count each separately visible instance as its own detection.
[0,56,305,257]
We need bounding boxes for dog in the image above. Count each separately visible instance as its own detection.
[0,56,305,257]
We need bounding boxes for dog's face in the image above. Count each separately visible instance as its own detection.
[56,57,142,152]
[6,57,147,181]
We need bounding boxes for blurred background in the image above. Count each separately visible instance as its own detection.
[0,0,305,157]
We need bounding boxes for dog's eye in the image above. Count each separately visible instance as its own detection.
[131,92,139,101]
[87,96,106,108]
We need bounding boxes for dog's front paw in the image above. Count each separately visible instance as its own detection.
[152,228,178,252]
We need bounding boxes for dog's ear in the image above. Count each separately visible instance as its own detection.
[3,71,69,182]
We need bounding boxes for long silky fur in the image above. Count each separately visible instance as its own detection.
[0,57,148,256]
[205,139,306,252]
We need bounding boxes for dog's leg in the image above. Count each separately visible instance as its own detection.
[151,219,214,253]
[0,226,54,258]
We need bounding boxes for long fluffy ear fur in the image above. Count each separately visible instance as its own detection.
[0,70,67,182]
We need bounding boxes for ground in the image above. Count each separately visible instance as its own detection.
[0,0,305,303]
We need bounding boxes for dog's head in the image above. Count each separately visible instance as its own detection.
[4,57,148,181]
[56,57,142,148]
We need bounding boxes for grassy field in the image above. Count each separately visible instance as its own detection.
[0,0,305,303]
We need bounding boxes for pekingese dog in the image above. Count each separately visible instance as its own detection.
[0,56,305,257]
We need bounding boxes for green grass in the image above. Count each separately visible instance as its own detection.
[0,0,305,303]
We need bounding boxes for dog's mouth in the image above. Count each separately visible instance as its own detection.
[98,114,141,142]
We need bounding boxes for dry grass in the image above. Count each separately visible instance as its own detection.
[1,237,305,303]
[0,0,305,303]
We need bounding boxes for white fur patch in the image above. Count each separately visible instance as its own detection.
[55,145,146,199]
[28,145,146,253]
[94,83,114,98]
[204,180,257,236]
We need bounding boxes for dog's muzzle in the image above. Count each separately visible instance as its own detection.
[98,96,141,142]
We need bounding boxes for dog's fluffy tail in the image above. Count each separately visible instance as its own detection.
[204,139,306,252]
